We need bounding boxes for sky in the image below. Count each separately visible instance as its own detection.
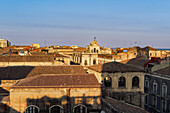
[0,0,170,48]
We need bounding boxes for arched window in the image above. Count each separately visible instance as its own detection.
[132,76,139,88]
[94,48,96,53]
[118,76,126,87]
[84,60,88,66]
[97,50,99,53]
[93,59,96,64]
[74,105,87,113]
[49,105,63,113]
[104,76,112,87]
[26,105,39,113]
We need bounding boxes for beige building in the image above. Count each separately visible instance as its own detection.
[0,39,11,48]
[1,65,98,113]
[9,74,101,113]
[31,43,40,48]
[73,40,112,66]
[87,62,145,107]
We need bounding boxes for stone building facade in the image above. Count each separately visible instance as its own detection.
[73,40,112,66]
[0,39,11,48]
[144,66,170,113]
[9,74,101,113]
[87,62,145,108]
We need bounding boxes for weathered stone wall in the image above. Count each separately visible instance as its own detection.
[10,87,101,113]
[102,72,144,93]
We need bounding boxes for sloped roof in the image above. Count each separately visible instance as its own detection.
[154,66,170,75]
[88,62,144,73]
[126,58,149,68]
[103,98,148,113]
[142,46,158,50]
[0,66,87,80]
[74,47,86,52]
[0,56,54,62]
[12,74,101,88]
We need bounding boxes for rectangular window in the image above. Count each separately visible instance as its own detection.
[162,100,166,112]
[134,53,136,55]
[153,96,157,108]
[145,95,148,104]
[150,53,152,56]
[153,83,157,94]
[155,53,157,56]
[145,80,149,88]
[162,85,167,98]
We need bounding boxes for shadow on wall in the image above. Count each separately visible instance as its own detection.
[0,87,20,113]
[24,95,101,113]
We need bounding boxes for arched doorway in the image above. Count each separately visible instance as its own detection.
[73,105,87,113]
[49,105,63,113]
[25,105,39,113]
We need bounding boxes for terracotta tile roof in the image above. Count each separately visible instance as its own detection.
[88,62,144,73]
[74,47,86,52]
[88,64,103,72]
[103,97,148,113]
[12,74,101,88]
[142,46,158,51]
[154,66,170,75]
[0,56,54,62]
[0,66,87,80]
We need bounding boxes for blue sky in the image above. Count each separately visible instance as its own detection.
[0,0,170,48]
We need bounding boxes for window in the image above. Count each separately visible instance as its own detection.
[93,59,96,64]
[84,60,88,66]
[26,105,39,113]
[150,53,152,56]
[145,79,149,88]
[145,95,148,105]
[162,100,166,112]
[49,105,63,113]
[153,82,157,94]
[118,76,126,88]
[134,53,136,55]
[132,76,139,88]
[153,96,157,108]
[104,76,112,87]
[162,84,167,98]
[94,48,96,53]
[155,53,157,56]
[74,105,87,113]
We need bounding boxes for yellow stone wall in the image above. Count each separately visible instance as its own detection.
[10,87,101,113]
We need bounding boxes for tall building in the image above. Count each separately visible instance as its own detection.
[0,39,11,48]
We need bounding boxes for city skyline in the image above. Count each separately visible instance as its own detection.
[0,0,170,48]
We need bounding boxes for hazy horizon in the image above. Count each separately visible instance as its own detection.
[0,0,170,48]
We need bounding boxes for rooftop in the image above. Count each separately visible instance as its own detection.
[88,62,144,73]
[12,74,101,88]
[0,65,87,80]
[0,56,54,62]
[103,97,148,113]
[154,66,170,75]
